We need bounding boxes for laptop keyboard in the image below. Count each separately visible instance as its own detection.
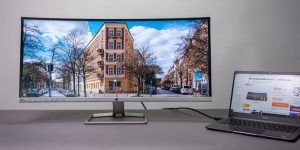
[219,118,299,133]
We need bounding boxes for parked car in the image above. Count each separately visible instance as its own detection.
[180,86,193,95]
[170,87,181,93]
[64,90,76,97]
[147,87,157,95]
[26,88,41,97]
[41,89,48,94]
[161,86,171,91]
[59,89,67,95]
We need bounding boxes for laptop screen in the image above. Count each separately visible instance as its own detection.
[231,72,300,118]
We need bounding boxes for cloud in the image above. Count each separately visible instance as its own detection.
[130,26,189,76]
[24,20,93,46]
[23,19,191,78]
[23,19,94,70]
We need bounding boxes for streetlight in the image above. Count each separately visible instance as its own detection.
[142,79,145,96]
[150,80,153,97]
[76,71,80,97]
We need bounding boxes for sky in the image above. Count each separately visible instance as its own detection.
[23,19,198,77]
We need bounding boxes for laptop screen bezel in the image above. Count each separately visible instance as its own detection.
[229,71,300,126]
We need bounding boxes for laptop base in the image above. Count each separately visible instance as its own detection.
[206,118,300,142]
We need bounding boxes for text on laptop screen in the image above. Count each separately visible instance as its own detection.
[231,73,300,117]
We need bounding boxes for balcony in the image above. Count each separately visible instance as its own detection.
[97,49,104,55]
[97,73,104,80]
[105,74,125,78]
[97,61,104,67]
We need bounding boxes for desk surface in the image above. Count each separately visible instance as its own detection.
[0,109,299,150]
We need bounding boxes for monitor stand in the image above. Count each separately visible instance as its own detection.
[84,98,147,124]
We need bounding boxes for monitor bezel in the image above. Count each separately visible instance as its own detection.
[19,17,212,102]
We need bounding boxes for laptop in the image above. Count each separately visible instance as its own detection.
[206,71,300,141]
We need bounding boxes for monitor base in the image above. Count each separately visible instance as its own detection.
[84,112,147,124]
[84,100,147,124]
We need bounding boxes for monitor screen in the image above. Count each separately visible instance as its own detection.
[231,72,300,117]
[19,17,211,102]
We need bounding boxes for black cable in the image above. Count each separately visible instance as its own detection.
[140,101,147,110]
[163,107,223,121]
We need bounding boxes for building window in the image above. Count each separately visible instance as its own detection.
[108,54,114,62]
[108,68,114,75]
[116,30,122,37]
[116,67,122,75]
[109,30,114,37]
[116,54,122,62]
[116,81,121,87]
[109,81,121,87]
[116,42,122,49]
[108,41,114,49]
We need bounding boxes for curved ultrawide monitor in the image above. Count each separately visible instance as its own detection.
[19,17,212,102]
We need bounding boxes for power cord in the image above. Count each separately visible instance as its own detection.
[140,101,147,110]
[163,107,223,121]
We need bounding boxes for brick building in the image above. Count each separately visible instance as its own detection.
[84,22,138,93]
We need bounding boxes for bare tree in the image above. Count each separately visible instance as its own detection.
[23,25,45,59]
[22,61,48,96]
[161,74,173,87]
[177,19,209,75]
[57,29,89,94]
[123,44,161,96]
[144,64,163,87]
[76,48,96,97]
[56,64,72,90]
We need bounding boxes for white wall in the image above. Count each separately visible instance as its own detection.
[0,0,300,110]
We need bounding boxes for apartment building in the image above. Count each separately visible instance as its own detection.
[84,22,138,93]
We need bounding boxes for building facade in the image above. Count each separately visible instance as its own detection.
[84,22,138,93]
[161,20,210,96]
[162,56,208,92]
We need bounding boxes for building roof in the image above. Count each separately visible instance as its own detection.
[84,22,134,50]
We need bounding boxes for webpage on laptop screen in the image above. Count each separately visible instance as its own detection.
[231,73,300,117]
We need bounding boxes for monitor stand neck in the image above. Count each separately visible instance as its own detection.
[85,99,147,125]
[112,98,125,117]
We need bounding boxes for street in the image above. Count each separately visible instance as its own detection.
[153,88,188,97]
[41,89,64,97]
